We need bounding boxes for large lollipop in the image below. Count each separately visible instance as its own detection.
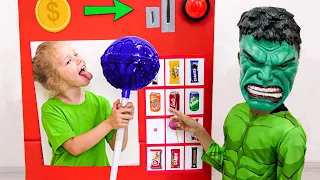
[101,36,160,180]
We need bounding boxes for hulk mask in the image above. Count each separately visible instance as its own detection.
[239,34,299,112]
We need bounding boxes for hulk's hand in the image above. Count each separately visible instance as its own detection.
[169,108,202,134]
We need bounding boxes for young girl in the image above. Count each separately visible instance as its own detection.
[32,41,134,166]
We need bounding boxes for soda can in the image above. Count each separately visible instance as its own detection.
[189,91,199,111]
[150,92,161,112]
[169,91,180,111]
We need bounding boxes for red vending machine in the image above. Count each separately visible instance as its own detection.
[18,0,215,179]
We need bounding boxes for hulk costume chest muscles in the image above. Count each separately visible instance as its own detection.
[202,103,306,180]
[224,103,286,179]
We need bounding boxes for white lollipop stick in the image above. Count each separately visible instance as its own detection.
[109,97,129,180]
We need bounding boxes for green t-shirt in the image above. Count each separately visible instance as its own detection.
[41,90,116,166]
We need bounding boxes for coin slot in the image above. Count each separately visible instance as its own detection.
[166,0,170,23]
[161,0,175,32]
[151,11,154,24]
[146,7,160,28]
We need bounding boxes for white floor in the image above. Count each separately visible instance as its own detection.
[0,164,319,180]
[211,162,320,180]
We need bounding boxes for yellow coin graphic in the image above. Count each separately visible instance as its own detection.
[35,0,71,33]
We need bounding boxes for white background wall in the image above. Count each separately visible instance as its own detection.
[0,0,320,179]
[0,0,24,168]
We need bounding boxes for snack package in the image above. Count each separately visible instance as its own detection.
[191,147,197,168]
[190,60,199,83]
[169,60,180,84]
[171,149,180,168]
[150,149,162,169]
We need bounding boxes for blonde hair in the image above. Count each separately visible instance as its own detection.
[32,42,62,97]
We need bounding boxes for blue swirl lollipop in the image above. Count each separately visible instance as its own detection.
[101,36,160,180]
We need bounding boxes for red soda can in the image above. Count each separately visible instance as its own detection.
[169,91,180,111]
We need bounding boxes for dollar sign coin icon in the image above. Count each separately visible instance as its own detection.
[35,0,71,33]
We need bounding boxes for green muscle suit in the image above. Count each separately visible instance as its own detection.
[201,7,307,179]
[201,103,306,179]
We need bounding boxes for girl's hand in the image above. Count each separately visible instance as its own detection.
[115,100,135,116]
[169,108,202,134]
[106,100,134,129]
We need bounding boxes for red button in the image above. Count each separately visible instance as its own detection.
[185,0,208,19]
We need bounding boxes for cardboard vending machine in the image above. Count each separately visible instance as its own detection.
[18,0,215,179]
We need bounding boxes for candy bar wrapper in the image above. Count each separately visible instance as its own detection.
[191,133,199,141]
[191,147,197,168]
[150,149,162,169]
[190,60,199,83]
[169,60,180,84]
[152,74,158,85]
[191,118,199,141]
[171,149,180,168]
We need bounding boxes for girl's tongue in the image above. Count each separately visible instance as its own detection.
[79,70,93,80]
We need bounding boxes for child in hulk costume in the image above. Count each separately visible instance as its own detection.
[169,7,307,180]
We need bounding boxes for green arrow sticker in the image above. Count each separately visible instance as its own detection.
[84,0,133,21]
